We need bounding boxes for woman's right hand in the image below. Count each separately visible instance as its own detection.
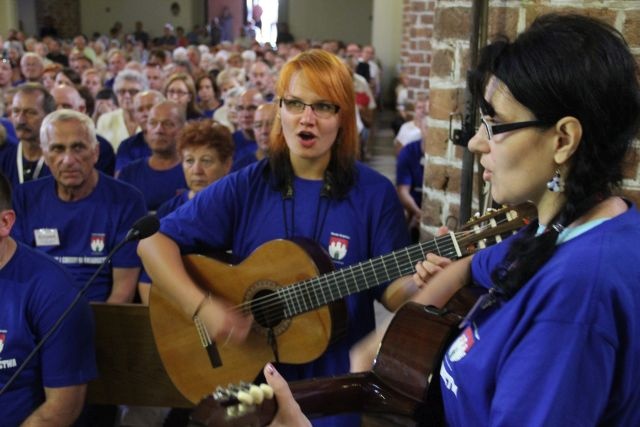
[198,295,253,344]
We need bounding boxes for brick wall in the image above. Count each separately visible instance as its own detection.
[402,0,640,236]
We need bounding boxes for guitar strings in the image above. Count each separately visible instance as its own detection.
[227,215,518,322]
[230,217,511,319]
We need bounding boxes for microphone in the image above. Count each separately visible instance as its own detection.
[124,214,160,243]
[0,214,160,396]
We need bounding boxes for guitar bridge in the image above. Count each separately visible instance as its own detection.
[194,315,223,368]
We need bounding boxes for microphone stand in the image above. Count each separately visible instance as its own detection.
[0,226,150,396]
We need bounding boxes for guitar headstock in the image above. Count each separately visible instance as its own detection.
[190,382,276,427]
[456,203,537,254]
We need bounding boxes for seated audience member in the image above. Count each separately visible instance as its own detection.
[41,62,62,92]
[50,84,116,176]
[138,119,233,303]
[252,102,276,161]
[396,137,425,243]
[0,116,17,145]
[248,60,275,101]
[163,72,203,121]
[11,109,146,302]
[18,52,45,84]
[0,172,97,426]
[54,67,81,87]
[0,84,55,187]
[231,88,264,170]
[103,49,127,89]
[81,68,104,98]
[195,74,221,118]
[143,63,165,92]
[117,101,187,212]
[391,72,409,135]
[92,87,118,124]
[97,69,148,151]
[394,97,428,156]
[115,90,165,173]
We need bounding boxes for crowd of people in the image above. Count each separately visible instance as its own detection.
[0,11,638,427]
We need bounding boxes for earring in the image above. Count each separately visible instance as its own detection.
[546,169,565,193]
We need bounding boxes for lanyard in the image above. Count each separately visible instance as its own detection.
[16,142,45,184]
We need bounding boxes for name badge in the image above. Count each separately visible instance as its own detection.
[34,228,60,247]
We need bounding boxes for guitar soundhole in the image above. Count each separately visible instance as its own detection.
[251,289,285,328]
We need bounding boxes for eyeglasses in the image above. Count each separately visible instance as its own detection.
[148,119,177,129]
[116,88,140,97]
[253,120,274,129]
[167,89,190,97]
[478,110,546,140]
[236,104,258,112]
[279,98,340,118]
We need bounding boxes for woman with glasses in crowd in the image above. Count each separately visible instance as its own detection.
[138,49,420,427]
[163,72,203,121]
[265,13,640,426]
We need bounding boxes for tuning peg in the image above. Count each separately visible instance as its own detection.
[260,383,274,399]
[249,384,265,404]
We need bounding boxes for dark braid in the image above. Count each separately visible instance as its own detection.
[470,14,640,298]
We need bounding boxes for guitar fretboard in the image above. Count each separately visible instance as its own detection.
[277,233,462,318]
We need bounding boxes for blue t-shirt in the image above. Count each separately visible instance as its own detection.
[0,243,97,425]
[231,130,257,171]
[396,139,424,207]
[440,204,640,426]
[11,174,147,301]
[0,143,51,188]
[161,159,409,427]
[117,157,187,212]
[96,134,116,177]
[1,117,17,145]
[115,131,151,173]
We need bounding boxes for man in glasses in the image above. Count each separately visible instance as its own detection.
[231,88,264,171]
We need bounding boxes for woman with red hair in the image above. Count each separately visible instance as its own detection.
[139,50,418,427]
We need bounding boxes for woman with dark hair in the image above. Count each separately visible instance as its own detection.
[265,13,640,426]
[138,49,417,427]
[195,74,221,118]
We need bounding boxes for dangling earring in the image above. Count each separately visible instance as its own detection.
[546,169,565,193]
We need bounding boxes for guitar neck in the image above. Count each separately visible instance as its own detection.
[280,233,463,318]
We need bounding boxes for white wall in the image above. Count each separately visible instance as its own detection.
[79,0,206,39]
[372,0,403,105]
[287,0,372,45]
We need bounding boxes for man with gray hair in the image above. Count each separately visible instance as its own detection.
[11,109,146,303]
[19,52,45,84]
[97,69,148,151]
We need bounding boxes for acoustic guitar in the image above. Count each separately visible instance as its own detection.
[188,291,482,427]
[150,204,535,403]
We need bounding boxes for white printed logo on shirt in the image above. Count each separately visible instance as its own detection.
[446,324,479,362]
[90,233,106,253]
[328,233,349,261]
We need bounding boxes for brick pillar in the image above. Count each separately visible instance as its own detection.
[402,0,640,236]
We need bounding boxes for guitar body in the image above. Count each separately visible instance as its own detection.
[149,239,342,403]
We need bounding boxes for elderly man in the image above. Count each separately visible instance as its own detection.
[231,88,264,171]
[0,172,97,425]
[115,90,165,173]
[96,69,148,151]
[117,101,187,212]
[11,109,146,303]
[0,84,55,187]
[19,52,45,84]
[248,60,274,101]
[50,84,116,175]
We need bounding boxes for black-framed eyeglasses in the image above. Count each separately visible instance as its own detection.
[279,98,340,118]
[478,111,546,140]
